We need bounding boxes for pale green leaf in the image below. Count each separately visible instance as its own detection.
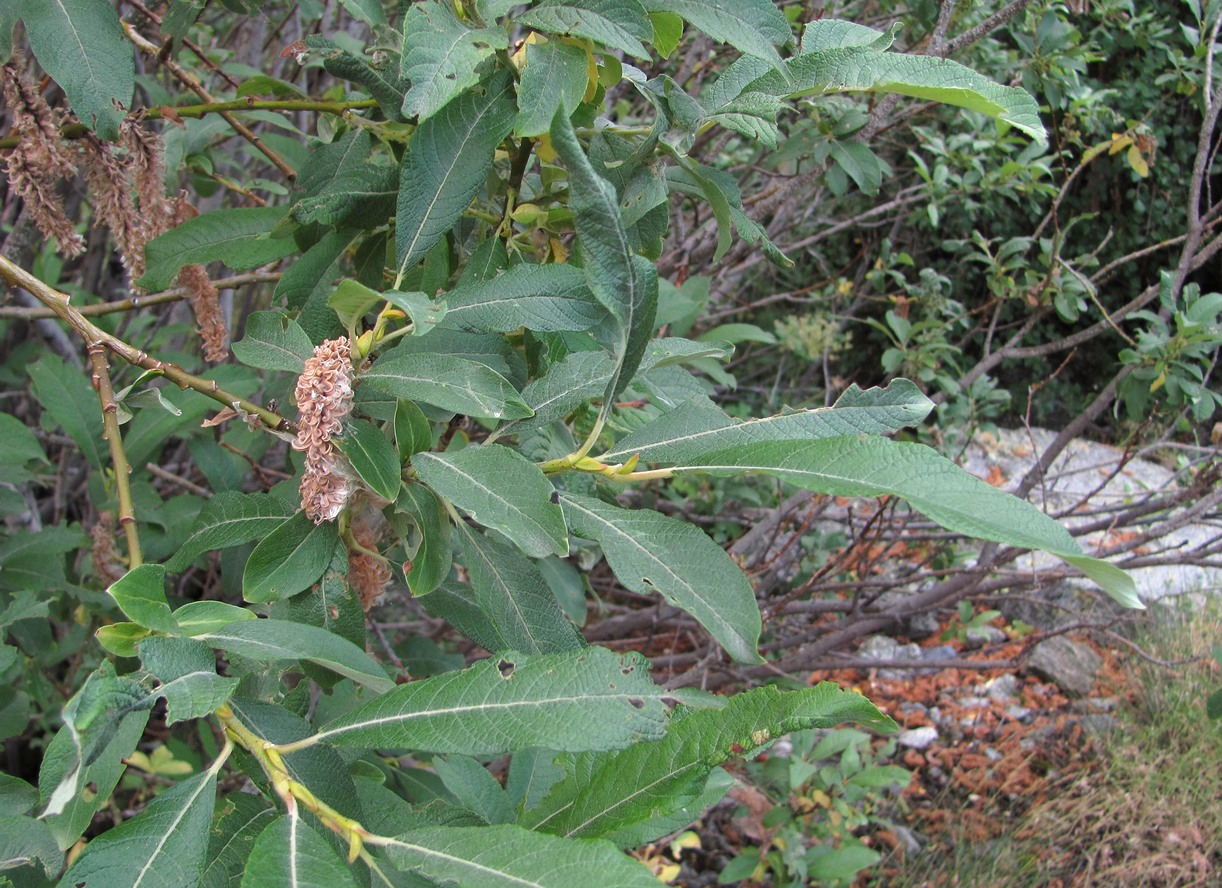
[648,10,683,58]
[140,637,238,726]
[139,207,297,291]
[681,437,1139,607]
[311,647,666,753]
[560,493,761,664]
[519,0,652,59]
[361,353,532,420]
[524,683,893,838]
[200,794,276,888]
[641,0,790,63]
[516,39,590,137]
[385,824,662,887]
[516,350,614,430]
[20,0,132,140]
[750,46,1047,142]
[383,290,448,335]
[550,114,658,402]
[58,769,217,888]
[327,278,383,331]
[242,512,340,603]
[166,491,295,572]
[400,0,508,122]
[199,619,394,693]
[802,18,901,50]
[172,601,258,636]
[456,524,584,654]
[396,70,516,279]
[108,563,178,633]
[339,0,386,27]
[601,378,932,463]
[337,418,402,501]
[241,812,359,888]
[416,444,567,557]
[95,622,150,658]
[441,263,605,333]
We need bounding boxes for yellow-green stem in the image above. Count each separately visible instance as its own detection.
[88,347,142,568]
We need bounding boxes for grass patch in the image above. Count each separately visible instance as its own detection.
[887,595,1222,887]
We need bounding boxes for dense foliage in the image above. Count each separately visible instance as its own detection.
[0,1,1188,885]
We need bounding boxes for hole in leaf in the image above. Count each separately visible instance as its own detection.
[621,666,634,675]
[549,491,559,504]
[497,658,515,678]
[628,697,645,709]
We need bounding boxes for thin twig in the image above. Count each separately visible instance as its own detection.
[89,347,142,567]
[0,271,281,319]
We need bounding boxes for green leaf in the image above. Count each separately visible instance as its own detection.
[416,444,568,558]
[400,0,508,123]
[96,622,150,658]
[442,263,605,333]
[397,483,452,597]
[828,139,883,195]
[172,600,258,636]
[383,289,448,335]
[311,647,666,753]
[59,768,217,888]
[0,813,60,876]
[140,636,240,726]
[519,0,652,59]
[434,755,514,825]
[395,399,433,460]
[524,683,892,838]
[560,493,761,664]
[200,793,276,888]
[338,0,386,26]
[385,824,662,887]
[277,549,366,652]
[0,524,85,593]
[336,418,402,502]
[166,491,296,572]
[20,0,133,140]
[28,354,105,471]
[601,379,932,463]
[516,39,590,137]
[680,437,1139,607]
[199,619,394,693]
[327,278,383,331]
[648,10,683,58]
[516,350,615,430]
[139,207,298,291]
[802,18,901,50]
[749,46,1047,143]
[395,70,516,281]
[232,312,314,373]
[641,0,790,64]
[292,164,399,229]
[0,411,47,468]
[108,563,179,633]
[243,512,340,603]
[550,113,658,402]
[361,353,532,420]
[241,812,360,888]
[317,40,409,121]
[456,525,584,654]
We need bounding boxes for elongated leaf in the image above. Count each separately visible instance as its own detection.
[337,418,402,501]
[803,18,901,51]
[519,0,652,59]
[243,512,340,603]
[524,683,893,839]
[560,494,761,664]
[442,263,605,333]
[311,647,666,753]
[400,0,507,122]
[140,207,297,291]
[516,39,590,137]
[397,483,452,597]
[517,350,615,429]
[28,354,104,471]
[140,637,238,726]
[108,564,178,633]
[317,40,408,121]
[385,824,662,887]
[200,794,276,888]
[396,70,516,279]
[277,549,366,652]
[21,0,132,140]
[434,755,514,825]
[241,812,359,888]
[642,0,789,63]
[232,311,314,373]
[0,813,59,876]
[457,525,584,654]
[600,379,932,462]
[383,289,448,335]
[361,353,532,420]
[681,437,1139,607]
[172,601,257,636]
[292,163,398,229]
[166,491,295,572]
[0,411,47,468]
[417,445,567,557]
[749,46,1046,142]
[200,619,394,693]
[58,768,216,888]
[550,113,658,402]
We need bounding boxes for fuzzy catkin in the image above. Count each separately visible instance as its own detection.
[292,337,356,523]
